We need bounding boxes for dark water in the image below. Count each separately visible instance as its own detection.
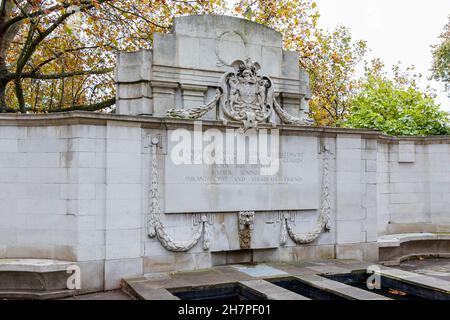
[325,272,447,300]
[269,278,346,300]
[169,283,267,300]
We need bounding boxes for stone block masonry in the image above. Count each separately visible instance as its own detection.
[2,113,449,288]
[1,15,450,290]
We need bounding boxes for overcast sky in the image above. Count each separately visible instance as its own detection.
[315,0,450,110]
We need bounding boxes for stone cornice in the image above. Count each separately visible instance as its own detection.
[2,111,450,143]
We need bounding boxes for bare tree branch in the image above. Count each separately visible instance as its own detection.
[47,96,115,112]
[21,68,113,79]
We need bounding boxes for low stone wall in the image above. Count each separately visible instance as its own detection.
[377,137,450,235]
[1,112,450,289]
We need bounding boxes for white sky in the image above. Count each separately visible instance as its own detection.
[315,0,450,110]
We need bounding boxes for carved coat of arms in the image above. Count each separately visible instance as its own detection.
[166,57,312,128]
[220,58,274,130]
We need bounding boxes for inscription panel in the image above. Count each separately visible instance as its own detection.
[165,133,320,213]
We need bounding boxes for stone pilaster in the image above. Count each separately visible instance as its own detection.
[181,84,207,109]
[115,50,152,115]
[150,81,178,117]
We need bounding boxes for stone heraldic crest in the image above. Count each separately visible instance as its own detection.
[220,58,274,130]
[166,57,313,128]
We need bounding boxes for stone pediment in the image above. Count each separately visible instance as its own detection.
[115,15,312,127]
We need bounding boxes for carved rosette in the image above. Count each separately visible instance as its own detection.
[238,211,255,249]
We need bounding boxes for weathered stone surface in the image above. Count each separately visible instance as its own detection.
[116,15,310,117]
[165,132,319,213]
[2,110,450,289]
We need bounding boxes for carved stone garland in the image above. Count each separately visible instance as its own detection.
[167,91,222,120]
[147,138,210,252]
[280,144,332,245]
[273,98,313,126]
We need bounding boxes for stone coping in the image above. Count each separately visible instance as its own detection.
[2,111,450,142]
[0,111,379,135]
[292,274,391,300]
[0,289,77,300]
[174,15,281,38]
[123,261,391,300]
[378,233,450,248]
[382,254,450,266]
[0,259,75,273]
[380,266,450,294]
[239,279,310,300]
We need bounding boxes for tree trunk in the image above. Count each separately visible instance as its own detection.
[0,79,6,112]
[0,50,9,112]
[0,0,8,113]
[0,45,7,112]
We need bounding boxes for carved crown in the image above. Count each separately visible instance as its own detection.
[231,58,261,76]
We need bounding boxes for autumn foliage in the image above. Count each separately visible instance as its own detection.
[0,1,448,136]
[0,0,227,113]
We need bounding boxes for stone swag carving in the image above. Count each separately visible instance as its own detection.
[167,57,312,129]
[238,211,255,249]
[280,142,332,245]
[147,137,210,252]
[147,136,332,252]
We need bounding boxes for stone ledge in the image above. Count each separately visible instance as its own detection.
[0,111,381,136]
[0,259,75,273]
[292,274,391,300]
[382,253,450,266]
[5,111,450,143]
[378,233,450,248]
[0,289,77,300]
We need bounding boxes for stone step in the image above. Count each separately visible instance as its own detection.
[121,279,179,300]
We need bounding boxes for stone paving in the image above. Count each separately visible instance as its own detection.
[57,259,450,300]
[121,260,391,300]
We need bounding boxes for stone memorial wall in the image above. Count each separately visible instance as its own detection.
[0,15,449,291]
